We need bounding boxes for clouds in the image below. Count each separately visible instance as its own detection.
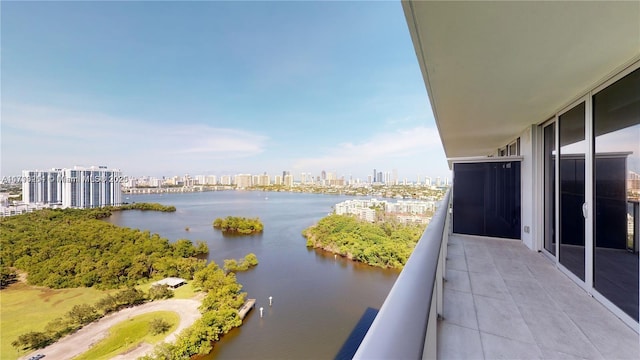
[0,1,450,180]
[1,101,450,179]
[292,125,445,176]
[1,103,268,175]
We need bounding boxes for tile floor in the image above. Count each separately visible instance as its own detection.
[438,234,639,360]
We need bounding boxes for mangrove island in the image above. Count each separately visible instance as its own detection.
[212,216,264,235]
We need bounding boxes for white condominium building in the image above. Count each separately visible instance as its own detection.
[234,174,252,189]
[22,166,123,209]
[21,169,64,205]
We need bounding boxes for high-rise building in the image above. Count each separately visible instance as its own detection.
[219,175,232,186]
[22,166,122,209]
[258,173,270,186]
[234,174,252,189]
[284,174,293,187]
[21,169,63,205]
[60,166,122,208]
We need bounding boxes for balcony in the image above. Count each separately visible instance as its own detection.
[354,190,639,359]
[440,234,638,359]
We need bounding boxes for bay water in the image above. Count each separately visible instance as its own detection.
[105,190,398,359]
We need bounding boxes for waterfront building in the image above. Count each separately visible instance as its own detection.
[22,166,122,209]
[124,177,137,188]
[284,174,293,187]
[334,198,385,222]
[219,175,232,186]
[183,175,195,187]
[258,173,270,186]
[355,2,639,359]
[234,174,252,189]
[274,175,282,185]
[0,202,51,217]
[386,200,435,215]
[60,166,123,208]
[21,169,63,205]
[334,198,435,224]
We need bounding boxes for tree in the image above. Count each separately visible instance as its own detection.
[0,265,17,289]
[244,253,258,267]
[149,318,171,335]
[44,317,75,338]
[212,216,263,235]
[96,294,119,314]
[0,207,204,290]
[223,254,258,273]
[114,288,146,306]
[11,331,53,350]
[68,304,99,325]
[223,259,239,272]
[173,239,196,258]
[148,284,174,300]
[194,240,209,255]
[302,214,426,269]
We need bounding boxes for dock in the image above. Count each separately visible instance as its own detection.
[238,298,256,320]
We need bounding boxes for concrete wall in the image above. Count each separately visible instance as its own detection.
[519,126,535,250]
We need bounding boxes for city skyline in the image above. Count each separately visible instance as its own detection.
[125,168,450,187]
[1,1,451,181]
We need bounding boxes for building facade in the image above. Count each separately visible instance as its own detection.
[355,3,639,358]
[21,169,63,205]
[402,0,639,327]
[22,166,122,209]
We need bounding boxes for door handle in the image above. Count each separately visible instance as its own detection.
[582,202,588,219]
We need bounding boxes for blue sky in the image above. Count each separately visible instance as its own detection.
[1,1,450,181]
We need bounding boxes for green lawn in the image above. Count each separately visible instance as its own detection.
[0,283,113,360]
[1,281,198,360]
[73,311,179,360]
[136,280,198,299]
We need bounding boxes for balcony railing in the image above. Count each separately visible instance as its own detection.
[354,189,451,359]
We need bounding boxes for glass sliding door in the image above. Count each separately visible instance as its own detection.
[593,68,639,321]
[544,123,556,255]
[559,102,586,281]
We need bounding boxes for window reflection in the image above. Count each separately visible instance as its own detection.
[559,102,586,281]
[544,123,556,255]
[593,68,639,321]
